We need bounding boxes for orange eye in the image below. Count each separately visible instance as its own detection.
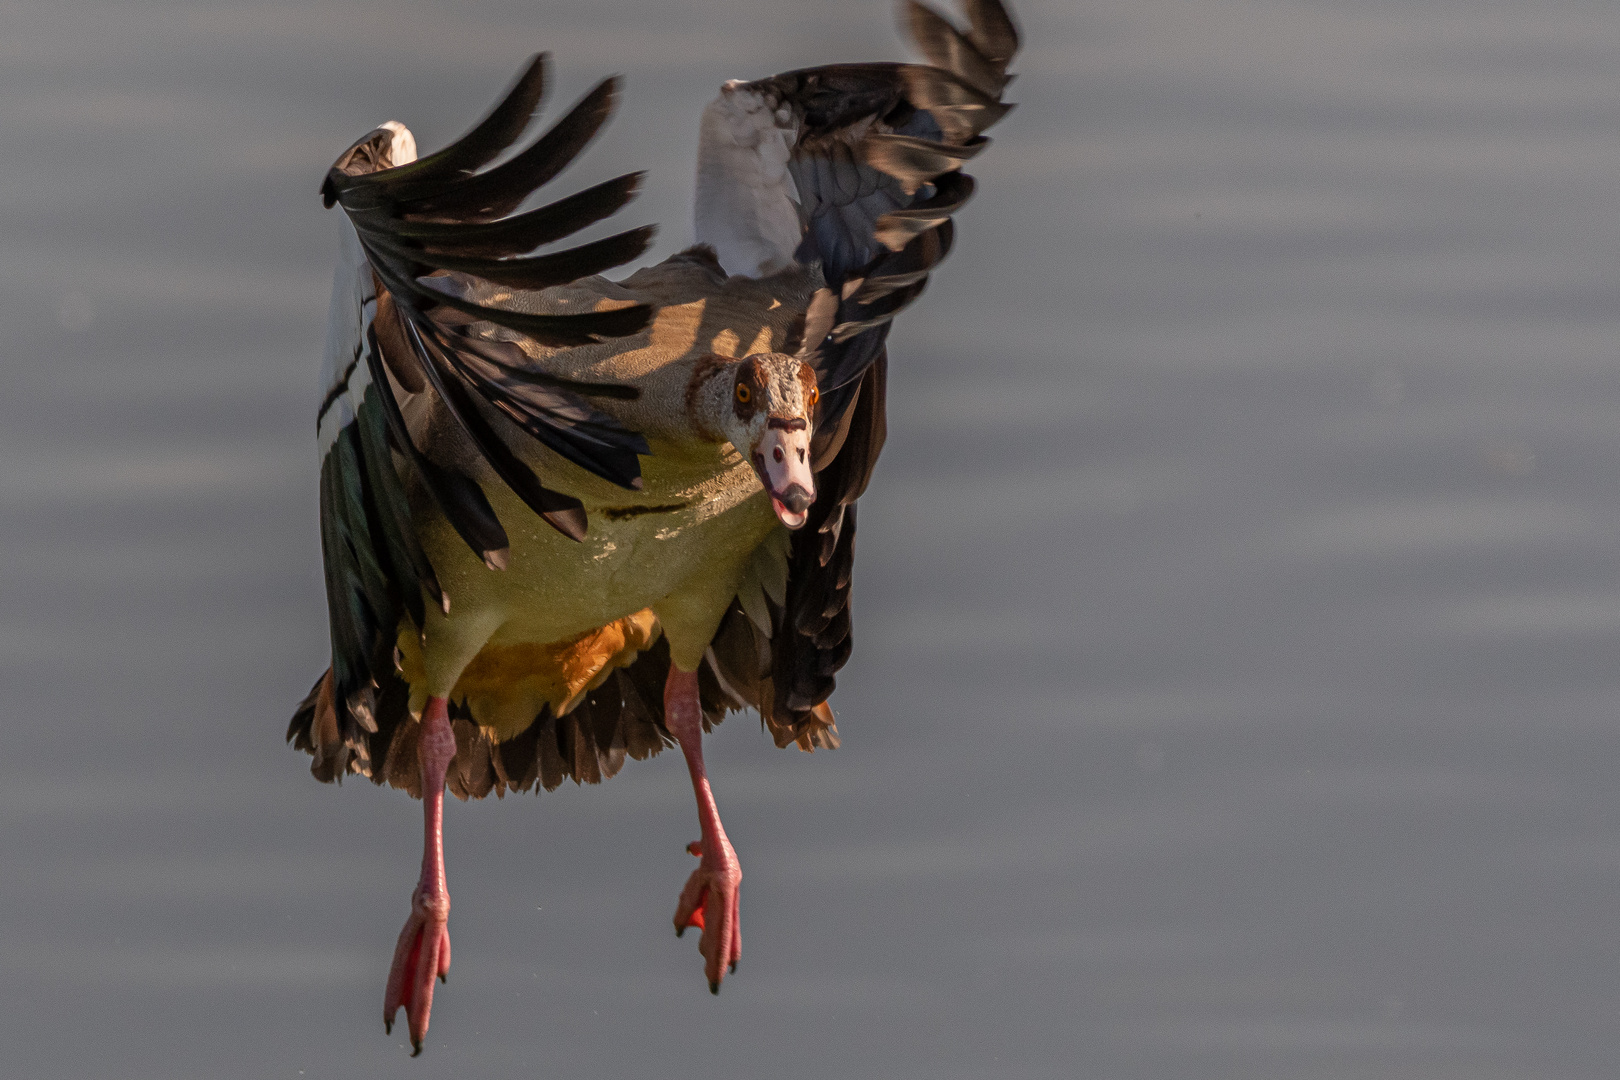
[735,383,751,403]
[808,387,819,406]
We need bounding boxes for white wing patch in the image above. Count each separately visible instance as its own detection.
[316,220,376,457]
[316,123,417,457]
[694,85,803,278]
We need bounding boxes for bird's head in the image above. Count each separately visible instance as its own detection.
[695,352,819,530]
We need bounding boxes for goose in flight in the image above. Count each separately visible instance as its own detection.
[288,0,1019,1053]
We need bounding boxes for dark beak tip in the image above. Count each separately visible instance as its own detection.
[781,487,813,514]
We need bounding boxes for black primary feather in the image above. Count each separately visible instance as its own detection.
[388,78,624,219]
[391,171,645,257]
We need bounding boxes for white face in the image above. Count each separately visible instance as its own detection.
[722,353,819,529]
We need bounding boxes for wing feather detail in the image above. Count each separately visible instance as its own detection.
[323,53,655,550]
[695,0,1018,404]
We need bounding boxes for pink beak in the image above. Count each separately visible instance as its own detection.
[752,419,815,530]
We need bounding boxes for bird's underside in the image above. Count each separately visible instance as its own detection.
[287,0,1018,1055]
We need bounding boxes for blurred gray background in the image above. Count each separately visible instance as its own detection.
[3,0,1618,1076]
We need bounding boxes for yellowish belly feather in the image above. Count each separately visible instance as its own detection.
[398,435,783,734]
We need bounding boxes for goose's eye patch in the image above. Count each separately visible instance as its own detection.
[735,383,752,404]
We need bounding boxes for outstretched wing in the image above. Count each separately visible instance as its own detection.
[324,55,659,543]
[291,56,657,778]
[697,0,1019,742]
[695,0,1016,413]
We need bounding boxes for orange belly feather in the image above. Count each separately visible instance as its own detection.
[396,610,661,741]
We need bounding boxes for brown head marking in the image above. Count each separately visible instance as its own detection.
[732,357,766,423]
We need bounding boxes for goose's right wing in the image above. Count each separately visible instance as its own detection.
[324,56,660,544]
[292,56,658,779]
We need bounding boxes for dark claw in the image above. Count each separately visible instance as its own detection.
[411,1040,423,1058]
[730,960,737,973]
[439,973,447,984]
[709,980,720,995]
[385,1019,393,1036]
[676,926,685,938]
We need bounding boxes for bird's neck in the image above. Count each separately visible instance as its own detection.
[682,353,742,444]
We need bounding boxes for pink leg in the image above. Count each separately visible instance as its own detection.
[382,696,455,1055]
[665,668,742,993]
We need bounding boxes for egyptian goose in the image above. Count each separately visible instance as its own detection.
[287,0,1019,1053]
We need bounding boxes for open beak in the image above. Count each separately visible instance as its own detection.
[752,421,815,530]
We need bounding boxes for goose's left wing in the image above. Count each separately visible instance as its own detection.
[695,0,1017,421]
[696,0,1019,744]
